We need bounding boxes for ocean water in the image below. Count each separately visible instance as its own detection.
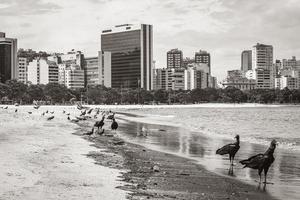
[117,105,300,200]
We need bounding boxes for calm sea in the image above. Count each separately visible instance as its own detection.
[118,105,300,200]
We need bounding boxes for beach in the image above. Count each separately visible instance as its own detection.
[1,104,298,199]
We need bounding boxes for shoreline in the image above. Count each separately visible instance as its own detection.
[76,118,277,200]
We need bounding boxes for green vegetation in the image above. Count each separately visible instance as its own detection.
[1,80,300,105]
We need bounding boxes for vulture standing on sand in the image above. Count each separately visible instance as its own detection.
[47,116,54,120]
[94,116,105,130]
[240,140,277,183]
[111,118,118,132]
[216,135,240,165]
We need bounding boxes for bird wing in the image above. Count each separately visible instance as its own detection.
[240,154,265,169]
[216,143,235,155]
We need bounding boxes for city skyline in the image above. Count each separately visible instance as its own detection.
[1,0,300,80]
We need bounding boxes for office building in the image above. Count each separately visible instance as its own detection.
[84,51,111,87]
[101,24,153,90]
[241,50,252,72]
[18,57,28,84]
[195,50,211,74]
[167,48,183,68]
[0,32,17,83]
[27,59,58,85]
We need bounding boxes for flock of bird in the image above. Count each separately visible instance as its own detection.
[216,135,277,184]
[0,104,119,135]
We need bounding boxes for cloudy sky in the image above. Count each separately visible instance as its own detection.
[1,0,299,80]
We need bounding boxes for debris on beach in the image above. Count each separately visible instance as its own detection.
[152,165,160,172]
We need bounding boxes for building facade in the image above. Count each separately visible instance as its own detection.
[252,43,274,89]
[167,48,183,68]
[101,24,153,90]
[59,64,84,89]
[241,50,252,72]
[27,59,58,85]
[84,51,111,87]
[195,50,211,74]
[0,32,17,83]
[18,57,28,84]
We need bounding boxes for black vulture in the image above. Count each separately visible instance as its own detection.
[111,118,118,131]
[216,135,240,165]
[94,116,105,130]
[240,140,277,183]
[87,108,93,114]
[47,116,54,120]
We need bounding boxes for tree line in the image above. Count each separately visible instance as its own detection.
[1,80,300,105]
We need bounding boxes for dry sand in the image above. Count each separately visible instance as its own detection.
[0,107,126,200]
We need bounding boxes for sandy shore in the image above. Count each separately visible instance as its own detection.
[0,108,126,200]
[77,118,277,200]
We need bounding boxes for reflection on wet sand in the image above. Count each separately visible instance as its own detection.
[119,117,300,200]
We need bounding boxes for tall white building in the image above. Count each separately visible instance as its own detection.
[27,59,58,85]
[252,43,275,89]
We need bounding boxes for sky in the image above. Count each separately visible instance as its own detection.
[1,0,300,80]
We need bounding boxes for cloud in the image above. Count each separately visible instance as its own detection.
[0,0,61,16]
[1,0,300,80]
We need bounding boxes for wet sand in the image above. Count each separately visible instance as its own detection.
[77,118,277,200]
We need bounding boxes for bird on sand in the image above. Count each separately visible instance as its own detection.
[216,135,240,165]
[87,108,93,114]
[15,109,18,112]
[4,106,8,109]
[41,112,45,116]
[83,127,94,136]
[47,116,54,120]
[46,110,49,114]
[111,118,118,132]
[28,112,32,114]
[80,109,86,116]
[94,115,105,130]
[240,140,277,184]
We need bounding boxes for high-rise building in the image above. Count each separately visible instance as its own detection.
[84,51,111,87]
[252,43,274,89]
[195,50,211,74]
[252,43,273,70]
[0,32,17,83]
[167,48,183,68]
[241,50,252,72]
[18,57,28,84]
[101,24,153,90]
[27,59,58,85]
